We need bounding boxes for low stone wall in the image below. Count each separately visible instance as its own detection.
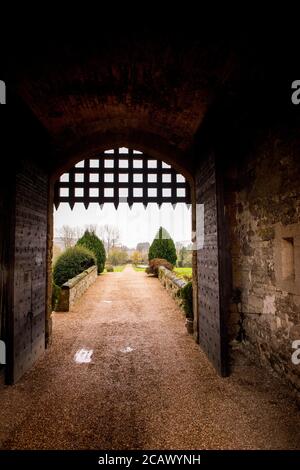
[55,265,97,312]
[158,266,187,310]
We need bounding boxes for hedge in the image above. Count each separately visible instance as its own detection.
[180,281,193,319]
[53,246,96,287]
[77,230,106,274]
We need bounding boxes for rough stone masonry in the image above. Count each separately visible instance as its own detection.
[226,129,300,399]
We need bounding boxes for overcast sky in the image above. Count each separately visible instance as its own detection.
[54,203,192,249]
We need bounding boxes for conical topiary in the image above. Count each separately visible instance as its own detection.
[148,226,177,266]
[76,230,106,274]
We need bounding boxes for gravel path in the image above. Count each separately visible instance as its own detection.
[0,265,299,450]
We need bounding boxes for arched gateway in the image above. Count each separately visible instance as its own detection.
[1,32,299,403]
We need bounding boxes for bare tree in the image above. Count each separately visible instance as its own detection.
[85,224,98,234]
[59,225,76,249]
[52,244,62,264]
[98,224,120,254]
[74,226,84,240]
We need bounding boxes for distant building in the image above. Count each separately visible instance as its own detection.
[136,242,150,252]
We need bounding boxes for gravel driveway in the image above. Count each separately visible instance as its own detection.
[0,265,299,449]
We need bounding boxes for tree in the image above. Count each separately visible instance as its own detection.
[74,226,84,240]
[136,242,150,263]
[148,227,177,265]
[52,244,62,265]
[107,247,127,266]
[132,251,142,266]
[136,242,150,252]
[177,245,186,267]
[84,224,98,235]
[76,230,106,274]
[98,224,120,254]
[59,225,77,249]
[177,244,193,267]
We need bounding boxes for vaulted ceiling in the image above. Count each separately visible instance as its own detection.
[7,33,238,175]
[7,30,294,176]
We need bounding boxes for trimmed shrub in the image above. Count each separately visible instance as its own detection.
[53,246,96,287]
[52,282,61,310]
[77,230,106,274]
[148,227,177,265]
[146,258,174,277]
[180,281,193,319]
[106,264,114,272]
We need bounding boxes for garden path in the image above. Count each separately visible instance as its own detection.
[0,266,299,449]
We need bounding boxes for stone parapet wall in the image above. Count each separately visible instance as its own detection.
[158,266,187,311]
[56,266,97,312]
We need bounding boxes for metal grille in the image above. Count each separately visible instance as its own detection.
[54,147,191,209]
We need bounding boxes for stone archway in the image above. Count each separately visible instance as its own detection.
[0,93,230,384]
[46,144,200,362]
[1,27,300,405]
[3,34,233,384]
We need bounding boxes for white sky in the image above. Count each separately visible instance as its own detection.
[54,203,192,249]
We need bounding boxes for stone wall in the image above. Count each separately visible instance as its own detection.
[158,266,187,311]
[226,132,300,398]
[56,266,97,312]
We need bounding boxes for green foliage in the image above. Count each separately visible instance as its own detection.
[174,267,192,281]
[148,227,177,265]
[133,265,146,272]
[52,282,61,310]
[180,281,193,318]
[112,265,126,272]
[146,258,174,276]
[77,230,106,274]
[177,245,192,267]
[132,250,143,265]
[53,246,96,287]
[106,264,114,272]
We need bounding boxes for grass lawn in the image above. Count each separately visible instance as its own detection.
[132,265,146,272]
[103,265,126,273]
[174,267,192,281]
[112,265,126,272]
